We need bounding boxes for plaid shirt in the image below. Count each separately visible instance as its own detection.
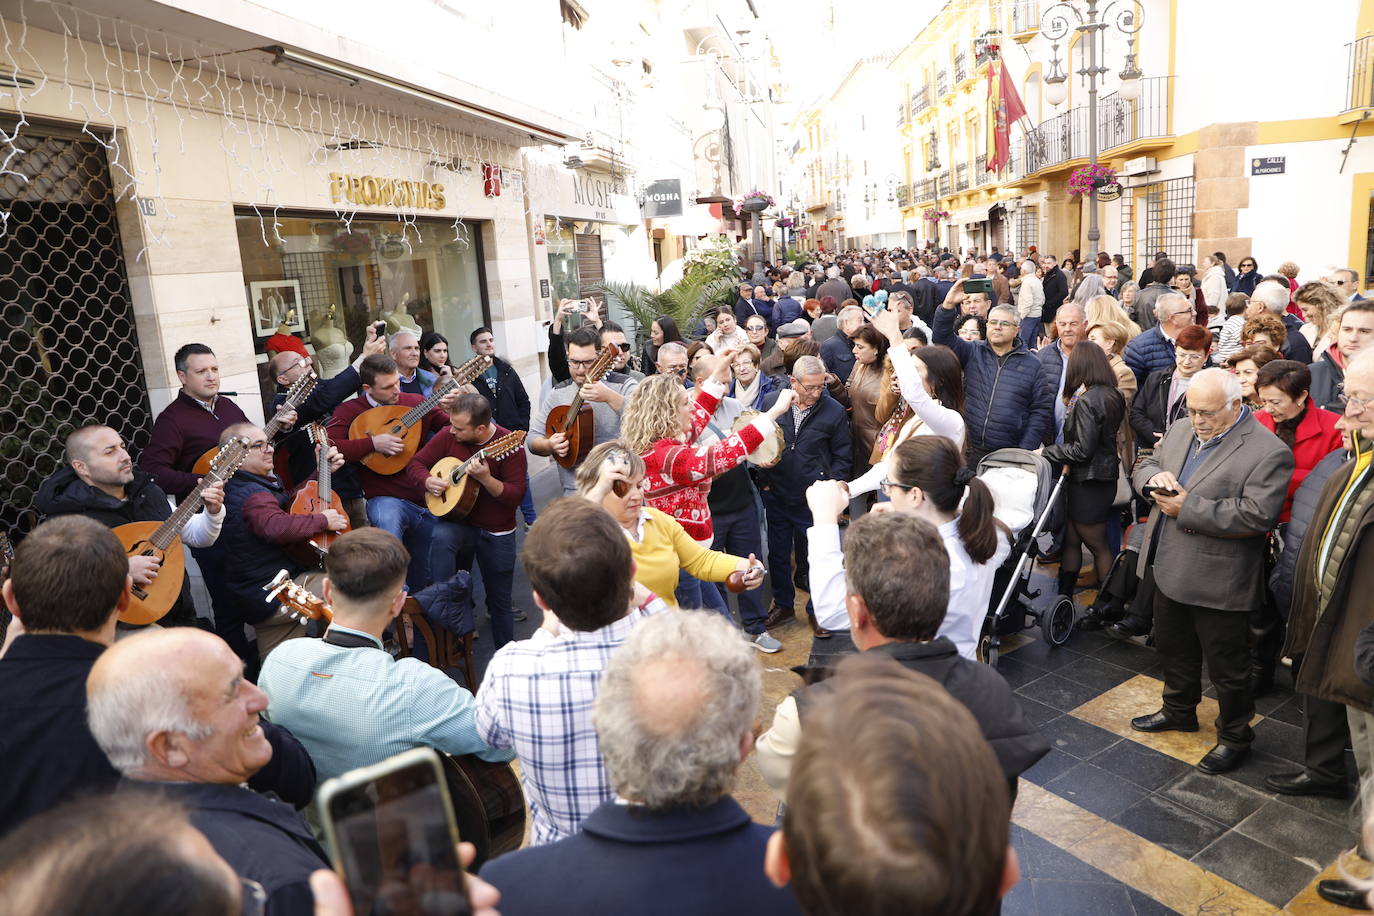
[474,596,667,845]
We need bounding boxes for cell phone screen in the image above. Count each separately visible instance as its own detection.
[327,758,470,916]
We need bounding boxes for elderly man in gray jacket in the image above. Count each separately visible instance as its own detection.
[1128,368,1292,776]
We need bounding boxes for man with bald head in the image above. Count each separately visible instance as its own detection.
[481,611,800,916]
[1130,368,1291,775]
[36,424,224,627]
[88,628,329,914]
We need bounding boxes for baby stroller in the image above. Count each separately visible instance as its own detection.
[974,448,1073,668]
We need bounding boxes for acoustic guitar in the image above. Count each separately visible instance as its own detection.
[348,354,492,476]
[0,531,12,641]
[287,423,349,559]
[544,342,617,469]
[264,572,526,866]
[192,369,317,475]
[115,437,251,625]
[425,430,528,519]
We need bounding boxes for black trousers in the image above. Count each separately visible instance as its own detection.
[1153,590,1255,748]
[1292,656,1352,783]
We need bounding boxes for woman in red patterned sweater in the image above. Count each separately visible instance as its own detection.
[621,349,795,605]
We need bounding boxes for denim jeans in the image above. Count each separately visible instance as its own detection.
[519,471,538,525]
[366,496,434,591]
[710,504,767,635]
[1018,315,1041,350]
[431,521,518,648]
[761,492,813,615]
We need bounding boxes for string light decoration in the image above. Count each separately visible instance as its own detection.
[0,0,574,261]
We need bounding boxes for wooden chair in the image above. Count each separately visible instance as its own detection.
[393,597,478,690]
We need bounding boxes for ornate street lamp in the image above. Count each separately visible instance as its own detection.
[1040,0,1144,263]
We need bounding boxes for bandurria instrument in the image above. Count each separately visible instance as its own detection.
[544,342,617,469]
[734,409,784,468]
[288,423,349,557]
[348,354,492,476]
[193,369,316,474]
[425,430,528,519]
[116,436,251,625]
[263,570,526,863]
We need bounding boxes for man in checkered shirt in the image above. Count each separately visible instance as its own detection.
[475,497,667,845]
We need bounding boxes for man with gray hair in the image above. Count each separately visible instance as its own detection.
[1333,266,1364,301]
[1251,280,1314,363]
[1129,367,1291,775]
[655,340,690,381]
[1124,292,1196,385]
[481,611,799,915]
[816,265,850,306]
[390,330,438,397]
[87,628,329,912]
[819,304,866,383]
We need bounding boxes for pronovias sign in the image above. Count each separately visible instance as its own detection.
[329,173,446,210]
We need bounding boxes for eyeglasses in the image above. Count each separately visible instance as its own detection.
[796,383,826,393]
[747,325,767,332]
[1175,352,1207,363]
[732,362,756,371]
[1185,407,1225,420]
[663,366,688,376]
[1169,310,1193,319]
[614,342,631,352]
[880,477,916,493]
[1340,387,1374,412]
[568,358,599,368]
[247,440,273,452]
[240,877,267,916]
[986,319,1017,328]
[1240,262,1255,268]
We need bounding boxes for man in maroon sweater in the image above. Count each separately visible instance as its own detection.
[139,343,252,634]
[408,394,528,648]
[219,422,347,665]
[327,354,454,591]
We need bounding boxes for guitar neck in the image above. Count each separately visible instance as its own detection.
[454,432,524,480]
[559,350,615,431]
[149,471,216,549]
[400,377,456,428]
[265,377,316,438]
[317,441,333,504]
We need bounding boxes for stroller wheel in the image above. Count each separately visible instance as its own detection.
[1042,596,1076,647]
[977,620,1000,667]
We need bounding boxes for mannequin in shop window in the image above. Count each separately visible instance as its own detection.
[382,292,423,339]
[311,304,353,380]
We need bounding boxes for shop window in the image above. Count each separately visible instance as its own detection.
[235,213,487,418]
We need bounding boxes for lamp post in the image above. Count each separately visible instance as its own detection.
[927,126,942,249]
[1039,0,1143,265]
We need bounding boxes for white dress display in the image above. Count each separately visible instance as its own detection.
[311,314,354,379]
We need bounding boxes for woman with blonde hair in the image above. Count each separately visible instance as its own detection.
[1085,294,1141,339]
[575,442,765,610]
[1294,280,1346,352]
[619,355,795,607]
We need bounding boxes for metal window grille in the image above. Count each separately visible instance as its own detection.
[0,128,151,539]
[1015,205,1039,253]
[1121,176,1195,271]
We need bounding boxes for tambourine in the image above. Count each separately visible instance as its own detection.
[735,410,784,468]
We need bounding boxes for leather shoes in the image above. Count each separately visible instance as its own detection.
[1317,878,1374,910]
[1249,666,1275,699]
[1265,771,1349,798]
[1197,744,1249,775]
[807,611,831,639]
[1107,616,1150,639]
[765,603,796,629]
[1131,711,1199,733]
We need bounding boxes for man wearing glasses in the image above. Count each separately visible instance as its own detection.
[1281,348,1374,908]
[1129,369,1291,777]
[1124,293,1197,386]
[1333,267,1365,303]
[216,422,348,665]
[530,325,641,495]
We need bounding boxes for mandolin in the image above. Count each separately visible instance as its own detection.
[288,423,349,559]
[0,531,12,641]
[115,437,251,625]
[348,354,492,476]
[425,430,528,519]
[193,370,317,475]
[264,570,526,866]
[544,342,617,469]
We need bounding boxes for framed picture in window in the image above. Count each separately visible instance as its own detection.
[249,280,304,337]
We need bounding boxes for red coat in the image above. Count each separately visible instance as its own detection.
[1257,403,1345,522]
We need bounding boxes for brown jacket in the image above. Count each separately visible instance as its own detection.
[1283,455,1374,713]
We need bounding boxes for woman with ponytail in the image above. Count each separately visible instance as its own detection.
[811,435,1010,658]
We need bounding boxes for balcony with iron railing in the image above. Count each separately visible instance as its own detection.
[954,52,968,84]
[974,36,999,67]
[1345,35,1374,112]
[955,162,970,191]
[1011,75,1174,178]
[911,85,931,118]
[897,102,908,126]
[974,155,988,185]
[936,68,950,98]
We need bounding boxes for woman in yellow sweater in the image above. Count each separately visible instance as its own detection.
[574,441,764,607]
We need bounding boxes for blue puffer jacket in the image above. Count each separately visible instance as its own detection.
[1270,448,1349,619]
[933,307,1051,453]
[1123,325,1176,386]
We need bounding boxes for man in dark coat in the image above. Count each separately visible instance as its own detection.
[1038,254,1068,326]
[482,612,801,916]
[757,504,1048,801]
[1281,349,1374,909]
[470,327,535,526]
[1311,301,1374,411]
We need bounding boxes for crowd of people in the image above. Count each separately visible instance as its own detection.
[2,239,1374,913]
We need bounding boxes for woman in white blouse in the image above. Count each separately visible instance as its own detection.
[848,309,967,497]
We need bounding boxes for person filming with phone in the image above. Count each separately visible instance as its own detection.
[1128,368,1291,776]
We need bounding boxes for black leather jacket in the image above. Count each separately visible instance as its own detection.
[1043,384,1126,483]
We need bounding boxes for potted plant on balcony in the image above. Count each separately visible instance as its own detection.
[733,190,775,216]
[1067,163,1118,196]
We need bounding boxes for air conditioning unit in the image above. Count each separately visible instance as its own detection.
[1120,156,1158,177]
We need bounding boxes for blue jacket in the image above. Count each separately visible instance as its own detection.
[482,797,801,916]
[820,333,856,383]
[756,389,852,505]
[1123,325,1176,386]
[1271,448,1349,618]
[933,307,1051,453]
[772,295,803,328]
[728,372,789,412]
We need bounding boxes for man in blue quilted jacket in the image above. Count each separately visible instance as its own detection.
[933,279,1053,467]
